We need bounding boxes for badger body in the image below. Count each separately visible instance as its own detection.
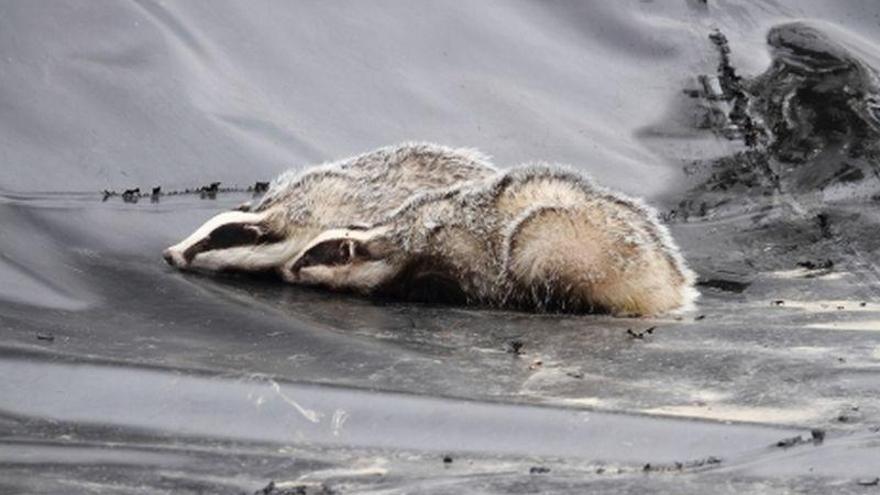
[282,166,697,317]
[165,144,697,317]
[163,143,496,272]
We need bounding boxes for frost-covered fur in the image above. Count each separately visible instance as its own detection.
[282,165,698,317]
[163,143,497,272]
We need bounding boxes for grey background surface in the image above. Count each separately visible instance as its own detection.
[2,0,876,197]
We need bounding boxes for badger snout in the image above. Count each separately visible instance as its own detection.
[163,247,185,268]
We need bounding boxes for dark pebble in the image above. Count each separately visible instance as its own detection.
[857,478,880,486]
[506,340,525,355]
[626,328,644,340]
[775,435,803,448]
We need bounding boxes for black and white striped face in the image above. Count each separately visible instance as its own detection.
[163,210,307,274]
[279,227,401,293]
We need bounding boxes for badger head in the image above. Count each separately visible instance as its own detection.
[280,226,468,304]
[165,213,463,303]
[163,209,320,274]
[279,227,401,292]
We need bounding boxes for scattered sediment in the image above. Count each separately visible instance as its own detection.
[100,181,271,204]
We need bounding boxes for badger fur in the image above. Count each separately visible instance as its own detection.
[281,165,697,317]
[165,144,697,316]
[163,143,497,272]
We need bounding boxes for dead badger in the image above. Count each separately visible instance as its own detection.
[163,143,497,272]
[283,165,697,316]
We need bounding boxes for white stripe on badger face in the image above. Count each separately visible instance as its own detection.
[294,227,390,253]
[190,239,308,272]
[163,210,268,269]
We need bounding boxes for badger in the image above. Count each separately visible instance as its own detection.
[281,165,697,317]
[165,144,696,316]
[163,143,497,273]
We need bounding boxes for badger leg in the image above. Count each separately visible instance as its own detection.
[504,205,692,316]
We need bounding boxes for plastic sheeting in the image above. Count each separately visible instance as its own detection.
[2,1,880,493]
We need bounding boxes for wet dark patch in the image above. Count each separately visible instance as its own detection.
[376,256,468,306]
[254,480,335,495]
[505,339,525,355]
[828,163,866,185]
[672,22,880,222]
[796,259,834,270]
[696,278,750,293]
[774,435,806,448]
[642,456,722,473]
[708,30,766,147]
[755,23,880,163]
[627,326,656,340]
[816,213,832,239]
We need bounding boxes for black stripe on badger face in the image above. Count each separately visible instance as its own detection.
[182,222,284,263]
[289,238,377,272]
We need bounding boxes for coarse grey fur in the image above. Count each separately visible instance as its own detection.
[283,164,698,316]
[255,142,498,224]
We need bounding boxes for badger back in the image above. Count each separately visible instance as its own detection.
[492,166,697,315]
[256,142,496,224]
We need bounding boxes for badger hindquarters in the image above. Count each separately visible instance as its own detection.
[504,205,694,316]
